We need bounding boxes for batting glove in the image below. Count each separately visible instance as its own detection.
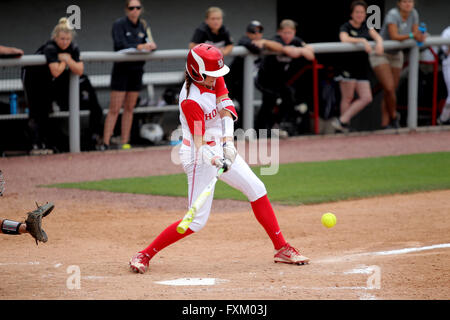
[198,145,232,171]
[223,141,237,164]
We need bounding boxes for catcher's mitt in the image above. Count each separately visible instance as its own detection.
[25,202,54,245]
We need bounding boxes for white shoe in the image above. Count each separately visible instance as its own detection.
[331,117,350,133]
[274,243,310,265]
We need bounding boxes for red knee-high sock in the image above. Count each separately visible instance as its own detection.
[251,195,287,250]
[140,220,194,259]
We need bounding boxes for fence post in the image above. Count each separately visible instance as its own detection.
[407,46,420,130]
[242,53,256,134]
[69,72,80,153]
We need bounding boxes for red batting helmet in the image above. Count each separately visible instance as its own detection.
[186,43,230,82]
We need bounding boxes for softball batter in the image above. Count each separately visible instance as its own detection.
[129,44,309,273]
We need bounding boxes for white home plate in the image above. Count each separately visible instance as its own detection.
[155,278,227,286]
[344,265,376,274]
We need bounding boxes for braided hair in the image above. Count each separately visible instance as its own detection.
[185,70,193,98]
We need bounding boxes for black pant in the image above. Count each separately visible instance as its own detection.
[23,70,104,150]
[53,74,104,139]
[255,81,296,131]
[22,70,53,148]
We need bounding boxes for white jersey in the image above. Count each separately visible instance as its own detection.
[177,77,265,233]
[178,77,236,145]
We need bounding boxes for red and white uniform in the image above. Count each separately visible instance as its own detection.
[178,77,267,232]
[128,45,305,272]
[179,77,233,144]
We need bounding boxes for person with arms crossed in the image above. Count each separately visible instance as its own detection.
[129,44,309,274]
[332,0,384,133]
[227,20,304,129]
[22,18,84,155]
[102,0,157,150]
[189,6,233,56]
[255,19,315,135]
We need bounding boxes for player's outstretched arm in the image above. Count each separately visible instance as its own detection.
[1,219,27,235]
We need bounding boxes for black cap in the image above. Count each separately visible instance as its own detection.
[247,20,264,34]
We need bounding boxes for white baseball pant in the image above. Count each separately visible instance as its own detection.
[179,142,267,232]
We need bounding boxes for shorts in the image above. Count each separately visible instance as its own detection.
[110,65,143,92]
[335,69,371,83]
[336,52,371,82]
[369,51,404,69]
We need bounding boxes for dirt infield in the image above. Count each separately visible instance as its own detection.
[1,129,450,300]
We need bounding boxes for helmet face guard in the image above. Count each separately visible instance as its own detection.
[186,43,230,82]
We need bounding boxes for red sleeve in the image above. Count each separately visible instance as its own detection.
[215,77,229,97]
[181,99,205,136]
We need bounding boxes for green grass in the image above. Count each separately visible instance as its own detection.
[46,152,450,205]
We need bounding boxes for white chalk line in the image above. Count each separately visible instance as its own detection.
[155,278,229,286]
[368,243,450,256]
[0,261,40,266]
[317,243,450,263]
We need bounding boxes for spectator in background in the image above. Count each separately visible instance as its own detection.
[102,0,157,150]
[227,21,284,128]
[0,45,24,57]
[255,19,314,136]
[227,20,311,129]
[189,7,234,56]
[369,0,425,129]
[22,17,84,155]
[52,73,105,151]
[437,25,450,125]
[332,0,384,133]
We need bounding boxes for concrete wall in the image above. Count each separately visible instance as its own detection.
[0,0,277,53]
[0,0,278,111]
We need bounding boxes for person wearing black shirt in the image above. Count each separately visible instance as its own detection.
[189,7,233,56]
[102,0,157,150]
[22,18,84,155]
[331,0,384,133]
[227,20,301,129]
[255,19,314,135]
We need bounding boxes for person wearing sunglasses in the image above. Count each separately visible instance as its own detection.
[102,0,157,150]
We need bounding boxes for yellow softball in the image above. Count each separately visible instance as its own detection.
[321,212,337,228]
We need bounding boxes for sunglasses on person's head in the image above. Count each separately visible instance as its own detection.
[128,6,142,10]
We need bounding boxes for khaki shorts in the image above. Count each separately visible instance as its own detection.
[369,51,404,69]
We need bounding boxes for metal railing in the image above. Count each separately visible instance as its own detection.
[1,37,450,153]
